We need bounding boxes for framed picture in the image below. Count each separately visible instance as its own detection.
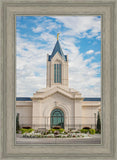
[0,0,116,160]
[16,15,101,144]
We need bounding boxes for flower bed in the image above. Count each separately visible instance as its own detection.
[22,132,90,138]
[20,128,96,138]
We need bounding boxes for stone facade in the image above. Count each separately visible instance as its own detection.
[16,38,101,130]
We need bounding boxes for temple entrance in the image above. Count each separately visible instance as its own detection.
[50,109,64,129]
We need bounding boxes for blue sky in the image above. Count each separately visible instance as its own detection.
[16,16,101,97]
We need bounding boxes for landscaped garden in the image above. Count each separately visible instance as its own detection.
[18,127,100,138]
[16,111,101,139]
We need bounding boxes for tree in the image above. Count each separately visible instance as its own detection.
[16,113,20,132]
[97,111,101,132]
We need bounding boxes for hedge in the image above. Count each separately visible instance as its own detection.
[80,129,89,133]
[49,128,65,133]
[89,129,95,134]
[20,128,34,134]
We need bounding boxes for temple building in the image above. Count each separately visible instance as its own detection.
[16,34,101,130]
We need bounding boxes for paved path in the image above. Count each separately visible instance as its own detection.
[16,134,101,144]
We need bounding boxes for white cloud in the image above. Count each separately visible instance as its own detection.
[32,19,60,33]
[32,26,43,33]
[53,16,101,39]
[90,62,100,69]
[39,32,56,45]
[95,51,101,55]
[16,34,50,96]
[84,57,94,64]
[16,22,27,29]
[96,35,101,40]
[86,50,94,55]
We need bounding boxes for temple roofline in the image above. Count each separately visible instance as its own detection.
[16,97,101,101]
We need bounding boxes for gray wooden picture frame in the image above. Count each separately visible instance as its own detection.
[0,0,117,159]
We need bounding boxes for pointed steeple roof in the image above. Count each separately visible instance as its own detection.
[48,34,67,61]
[51,40,66,60]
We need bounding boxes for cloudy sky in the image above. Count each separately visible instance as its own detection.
[16,16,101,97]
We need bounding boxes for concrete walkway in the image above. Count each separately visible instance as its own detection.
[16,134,101,144]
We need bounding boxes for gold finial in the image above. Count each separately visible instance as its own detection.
[57,33,60,40]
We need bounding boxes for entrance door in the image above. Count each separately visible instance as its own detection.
[51,109,64,129]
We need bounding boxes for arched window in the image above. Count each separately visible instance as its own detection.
[54,63,61,83]
[51,109,64,128]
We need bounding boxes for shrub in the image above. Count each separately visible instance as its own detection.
[16,113,20,132]
[59,128,65,133]
[97,111,101,132]
[43,131,47,135]
[95,130,99,134]
[54,130,59,135]
[89,129,95,134]
[20,128,34,134]
[95,130,101,134]
[64,131,68,134]
[48,128,65,134]
[48,129,56,133]
[52,129,56,133]
[80,129,89,134]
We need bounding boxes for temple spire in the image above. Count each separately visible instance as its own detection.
[48,33,67,62]
[57,33,60,40]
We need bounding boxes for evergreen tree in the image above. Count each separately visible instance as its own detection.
[97,111,101,132]
[16,113,20,132]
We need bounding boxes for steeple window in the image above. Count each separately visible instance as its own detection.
[54,64,61,83]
